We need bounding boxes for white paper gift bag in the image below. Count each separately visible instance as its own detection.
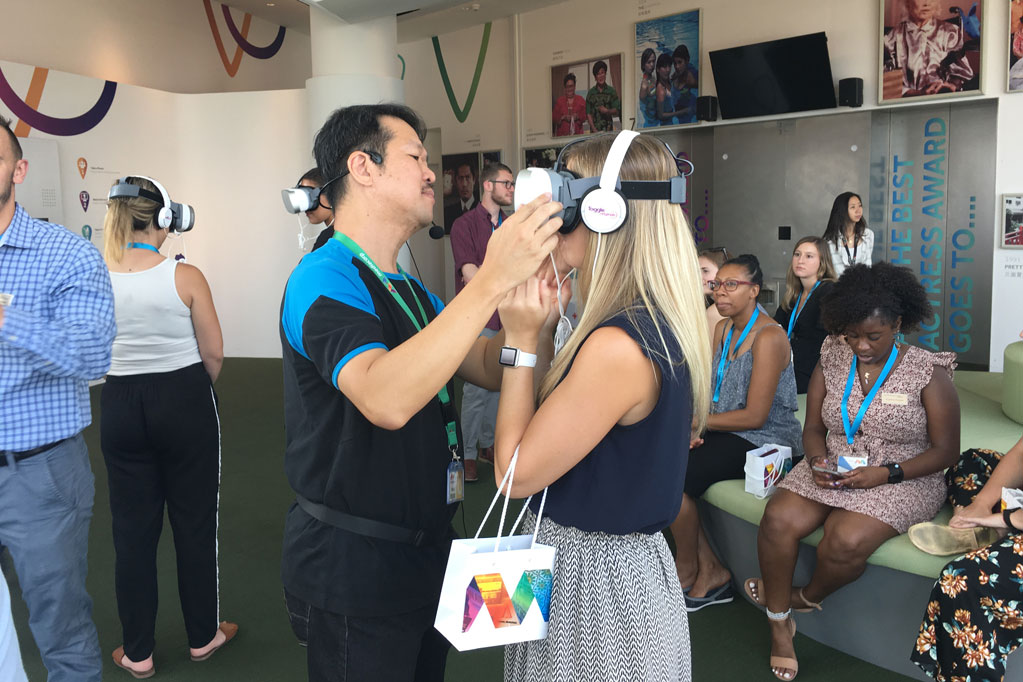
[434,448,556,651]
[743,444,793,499]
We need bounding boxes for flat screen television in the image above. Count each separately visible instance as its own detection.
[709,32,837,119]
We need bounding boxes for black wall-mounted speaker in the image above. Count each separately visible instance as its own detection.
[838,78,864,107]
[696,96,719,121]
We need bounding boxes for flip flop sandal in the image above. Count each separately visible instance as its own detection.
[683,581,734,613]
[112,647,155,679]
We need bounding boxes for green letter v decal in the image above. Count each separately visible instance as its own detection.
[432,22,491,123]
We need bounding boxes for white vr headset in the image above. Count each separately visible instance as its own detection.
[281,185,323,214]
[108,175,195,233]
[514,130,694,235]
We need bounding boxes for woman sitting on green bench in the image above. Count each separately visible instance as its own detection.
[911,434,1023,682]
[746,263,961,680]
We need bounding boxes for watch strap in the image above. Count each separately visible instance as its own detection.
[885,462,904,484]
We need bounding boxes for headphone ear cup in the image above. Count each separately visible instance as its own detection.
[579,187,628,234]
[157,207,173,229]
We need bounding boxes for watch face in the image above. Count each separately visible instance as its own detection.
[499,347,518,366]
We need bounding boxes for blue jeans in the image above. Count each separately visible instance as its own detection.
[0,434,102,682]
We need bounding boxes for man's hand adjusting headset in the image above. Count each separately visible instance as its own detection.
[513,131,693,234]
[108,175,195,233]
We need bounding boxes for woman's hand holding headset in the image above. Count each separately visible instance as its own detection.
[499,276,554,350]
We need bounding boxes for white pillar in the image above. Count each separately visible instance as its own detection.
[305,9,405,143]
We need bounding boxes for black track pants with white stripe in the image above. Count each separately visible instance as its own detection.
[100,362,222,661]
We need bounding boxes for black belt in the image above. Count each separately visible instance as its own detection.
[0,438,68,466]
[295,495,446,548]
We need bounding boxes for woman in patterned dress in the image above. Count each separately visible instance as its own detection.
[494,133,712,681]
[912,436,1023,681]
[745,263,961,680]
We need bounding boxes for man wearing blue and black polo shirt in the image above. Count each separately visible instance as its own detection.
[0,115,115,682]
[279,104,561,681]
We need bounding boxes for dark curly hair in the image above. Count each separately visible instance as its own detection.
[820,262,932,334]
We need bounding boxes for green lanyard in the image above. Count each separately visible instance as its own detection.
[332,232,459,455]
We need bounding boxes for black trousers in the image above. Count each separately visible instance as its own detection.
[285,589,450,682]
[100,363,221,660]
[684,431,757,498]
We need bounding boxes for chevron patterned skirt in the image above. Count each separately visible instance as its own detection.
[504,512,692,682]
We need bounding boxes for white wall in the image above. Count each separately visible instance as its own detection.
[0,0,310,93]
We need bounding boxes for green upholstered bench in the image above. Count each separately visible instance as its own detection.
[697,372,1022,681]
[1004,342,1023,425]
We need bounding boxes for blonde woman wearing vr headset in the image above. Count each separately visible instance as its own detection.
[101,176,234,678]
[494,132,711,680]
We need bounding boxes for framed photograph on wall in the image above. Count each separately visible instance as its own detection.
[1004,194,1023,248]
[550,55,624,138]
[879,0,982,103]
[635,9,701,129]
[442,152,480,234]
[1010,0,1023,91]
[523,145,563,170]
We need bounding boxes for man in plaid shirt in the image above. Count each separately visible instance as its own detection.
[0,115,115,681]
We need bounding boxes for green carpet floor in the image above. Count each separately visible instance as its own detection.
[9,357,984,681]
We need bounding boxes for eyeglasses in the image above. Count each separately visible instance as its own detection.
[489,180,515,189]
[708,279,755,292]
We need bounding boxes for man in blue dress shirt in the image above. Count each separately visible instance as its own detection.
[0,115,115,681]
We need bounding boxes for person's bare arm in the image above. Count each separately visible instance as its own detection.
[337,196,562,430]
[177,263,224,382]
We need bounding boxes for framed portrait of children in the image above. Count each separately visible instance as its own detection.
[879,0,982,103]
[550,55,624,138]
[1010,0,1023,91]
[1004,195,1023,248]
[635,9,702,129]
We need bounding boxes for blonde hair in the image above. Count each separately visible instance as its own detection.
[102,177,162,264]
[780,236,837,311]
[538,134,711,435]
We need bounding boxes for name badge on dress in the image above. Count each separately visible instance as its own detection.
[881,392,908,406]
[0,293,13,307]
[447,460,464,504]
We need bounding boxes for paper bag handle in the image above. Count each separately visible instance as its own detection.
[473,446,548,551]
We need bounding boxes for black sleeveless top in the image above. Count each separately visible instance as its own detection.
[529,307,693,535]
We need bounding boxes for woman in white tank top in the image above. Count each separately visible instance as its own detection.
[101,176,235,677]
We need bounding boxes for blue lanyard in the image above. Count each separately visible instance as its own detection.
[786,281,820,339]
[841,344,899,445]
[127,242,160,253]
[713,307,760,403]
[491,211,503,233]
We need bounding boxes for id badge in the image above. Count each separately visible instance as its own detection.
[447,460,464,504]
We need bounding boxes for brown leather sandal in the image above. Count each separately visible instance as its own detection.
[190,622,239,662]
[768,613,798,681]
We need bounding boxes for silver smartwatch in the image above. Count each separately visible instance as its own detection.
[498,346,537,368]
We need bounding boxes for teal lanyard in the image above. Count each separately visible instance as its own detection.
[332,232,458,454]
[713,307,760,403]
[786,281,820,339]
[841,344,899,445]
[127,242,160,253]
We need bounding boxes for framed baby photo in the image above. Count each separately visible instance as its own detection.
[635,9,702,129]
[879,0,982,103]
[1004,194,1023,248]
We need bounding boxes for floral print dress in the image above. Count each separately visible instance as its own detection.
[912,448,1023,681]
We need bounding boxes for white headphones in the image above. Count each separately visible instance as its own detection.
[514,131,691,235]
[108,175,195,233]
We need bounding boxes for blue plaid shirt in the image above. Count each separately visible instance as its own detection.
[0,204,115,451]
